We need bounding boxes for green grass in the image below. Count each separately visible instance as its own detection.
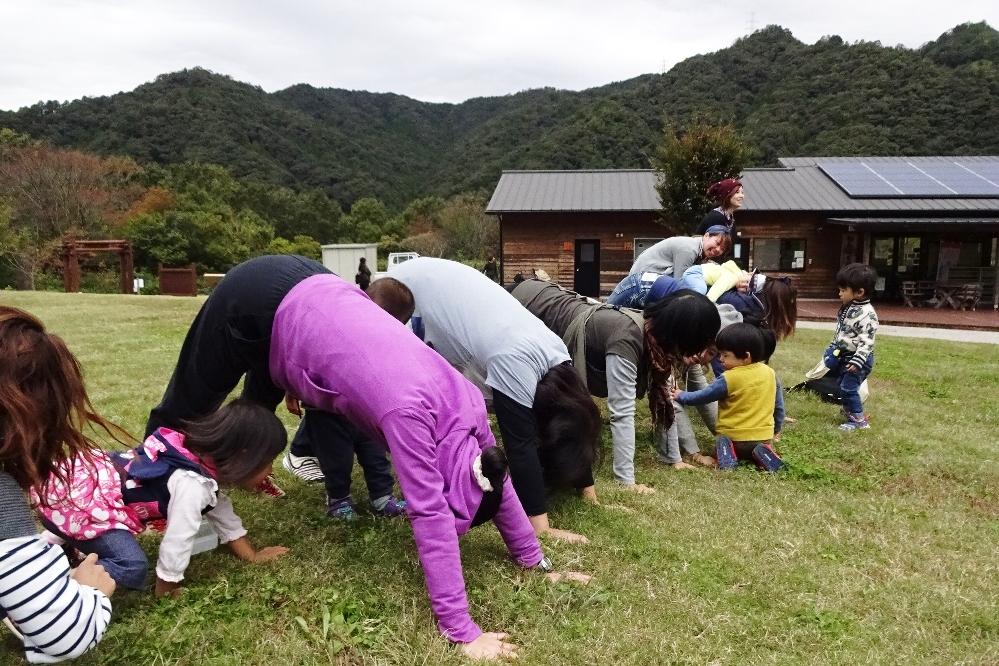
[2,291,998,665]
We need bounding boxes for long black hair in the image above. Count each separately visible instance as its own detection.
[180,398,287,485]
[642,290,721,432]
[532,362,601,488]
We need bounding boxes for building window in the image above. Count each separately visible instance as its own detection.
[752,238,806,272]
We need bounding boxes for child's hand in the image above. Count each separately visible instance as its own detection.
[545,571,593,585]
[669,388,683,401]
[252,545,289,563]
[71,553,117,597]
[773,433,782,443]
[284,394,302,417]
[846,365,859,373]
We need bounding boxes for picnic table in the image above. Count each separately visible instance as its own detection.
[931,282,982,310]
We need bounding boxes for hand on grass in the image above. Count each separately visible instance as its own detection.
[252,545,290,563]
[620,482,656,495]
[71,553,116,597]
[579,485,599,505]
[544,571,593,585]
[461,632,519,661]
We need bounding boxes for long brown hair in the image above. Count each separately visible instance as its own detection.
[179,398,287,485]
[0,306,130,496]
[761,277,798,341]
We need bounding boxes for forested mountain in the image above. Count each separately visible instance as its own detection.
[2,22,996,208]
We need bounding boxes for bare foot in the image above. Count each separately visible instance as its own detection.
[687,453,717,468]
[601,503,636,514]
[668,461,698,470]
[543,527,589,544]
[619,483,656,495]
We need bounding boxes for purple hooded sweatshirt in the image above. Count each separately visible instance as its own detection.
[268,274,543,642]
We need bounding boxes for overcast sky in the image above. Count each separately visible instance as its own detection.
[1,1,996,111]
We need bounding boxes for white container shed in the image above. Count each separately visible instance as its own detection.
[320,243,378,280]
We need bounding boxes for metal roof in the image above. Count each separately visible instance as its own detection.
[746,157,999,211]
[486,159,999,214]
[827,217,999,226]
[486,170,661,212]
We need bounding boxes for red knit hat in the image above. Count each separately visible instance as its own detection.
[707,178,743,203]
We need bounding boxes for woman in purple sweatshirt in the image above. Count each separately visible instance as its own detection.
[269,274,591,658]
[148,256,585,658]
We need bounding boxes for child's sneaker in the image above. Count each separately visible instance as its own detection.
[839,413,870,431]
[372,495,408,518]
[714,436,739,470]
[326,496,358,521]
[751,443,785,473]
[256,474,286,498]
[282,452,325,483]
[146,518,167,534]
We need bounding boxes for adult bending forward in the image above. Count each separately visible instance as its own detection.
[392,258,601,543]
[145,256,585,659]
[512,280,720,491]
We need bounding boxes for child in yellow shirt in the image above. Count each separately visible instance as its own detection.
[671,323,785,472]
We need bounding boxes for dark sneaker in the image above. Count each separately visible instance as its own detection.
[373,495,407,518]
[714,436,739,470]
[327,496,358,521]
[751,443,785,472]
[282,452,325,483]
[256,474,286,498]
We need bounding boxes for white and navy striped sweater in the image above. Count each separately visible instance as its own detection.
[1,473,112,663]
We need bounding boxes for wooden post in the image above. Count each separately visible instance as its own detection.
[120,243,134,294]
[62,243,81,292]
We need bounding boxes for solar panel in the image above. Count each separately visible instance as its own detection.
[818,158,999,197]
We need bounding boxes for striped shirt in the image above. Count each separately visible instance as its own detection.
[1,474,112,663]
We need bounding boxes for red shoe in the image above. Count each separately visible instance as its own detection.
[256,474,286,499]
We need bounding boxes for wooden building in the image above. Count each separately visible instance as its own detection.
[486,158,999,304]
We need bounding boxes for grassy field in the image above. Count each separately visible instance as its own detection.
[2,291,997,665]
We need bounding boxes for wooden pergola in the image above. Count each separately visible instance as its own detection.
[61,239,134,294]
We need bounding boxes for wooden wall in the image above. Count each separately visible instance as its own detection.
[498,211,843,298]
[499,212,670,295]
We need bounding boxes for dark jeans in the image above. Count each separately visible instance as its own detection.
[292,409,395,501]
[828,353,875,415]
[42,521,148,590]
[145,255,329,437]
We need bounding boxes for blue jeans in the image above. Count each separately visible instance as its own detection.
[43,522,148,590]
[607,273,652,308]
[829,353,875,415]
[608,273,682,309]
[677,265,708,294]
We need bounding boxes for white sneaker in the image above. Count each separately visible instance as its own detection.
[282,452,325,483]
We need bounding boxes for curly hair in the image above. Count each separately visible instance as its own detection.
[642,290,721,432]
[0,306,130,496]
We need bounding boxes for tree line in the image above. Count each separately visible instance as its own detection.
[0,129,497,290]
[1,23,995,209]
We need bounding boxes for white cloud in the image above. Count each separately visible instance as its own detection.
[0,0,995,109]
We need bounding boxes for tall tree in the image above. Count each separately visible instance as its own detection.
[652,118,751,233]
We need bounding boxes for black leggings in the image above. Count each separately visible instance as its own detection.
[492,389,594,517]
[145,255,329,437]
